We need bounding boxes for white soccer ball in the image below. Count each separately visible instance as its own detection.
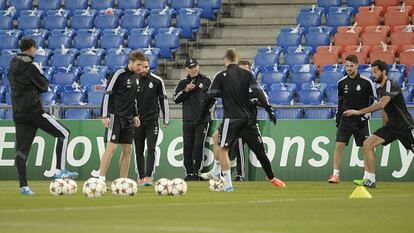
[168,178,187,196]
[82,178,107,198]
[49,178,68,196]
[208,177,225,192]
[111,178,138,196]
[154,178,171,196]
[64,179,77,195]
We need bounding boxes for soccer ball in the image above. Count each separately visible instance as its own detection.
[168,178,187,196]
[82,178,107,198]
[154,178,171,196]
[49,179,68,196]
[65,179,77,195]
[111,178,138,196]
[208,177,225,192]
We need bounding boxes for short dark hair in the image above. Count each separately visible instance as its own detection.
[224,48,238,63]
[19,38,36,52]
[345,54,358,64]
[371,59,388,75]
[129,50,147,62]
[238,60,251,70]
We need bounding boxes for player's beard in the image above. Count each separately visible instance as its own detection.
[374,74,383,83]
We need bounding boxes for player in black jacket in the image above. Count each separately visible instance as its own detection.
[8,38,77,195]
[200,48,285,192]
[98,51,142,182]
[134,57,170,186]
[344,60,414,188]
[173,58,211,181]
[328,55,377,184]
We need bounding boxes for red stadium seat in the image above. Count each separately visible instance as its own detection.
[358,6,383,17]
[393,25,414,33]
[375,0,399,16]
[384,10,409,30]
[342,45,371,64]
[361,30,387,47]
[369,44,398,64]
[355,11,380,29]
[404,0,414,14]
[390,30,414,53]
[399,46,414,73]
[387,5,412,16]
[337,26,363,35]
[364,25,390,36]
[313,45,341,71]
[334,31,360,51]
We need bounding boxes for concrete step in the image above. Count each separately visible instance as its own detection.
[191,45,260,59]
[219,17,297,26]
[238,0,318,5]
[212,25,281,38]
[232,5,311,18]
[198,37,276,46]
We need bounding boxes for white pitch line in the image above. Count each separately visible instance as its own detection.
[0,194,413,214]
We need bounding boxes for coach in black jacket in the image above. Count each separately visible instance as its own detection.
[173,58,211,181]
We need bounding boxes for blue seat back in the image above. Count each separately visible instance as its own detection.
[91,0,115,10]
[118,0,141,9]
[65,109,90,119]
[298,90,324,104]
[71,9,97,30]
[304,109,332,119]
[128,28,155,49]
[144,0,168,10]
[64,0,88,11]
[0,30,22,50]
[268,90,293,104]
[276,109,302,119]
[198,0,221,20]
[94,9,121,30]
[121,11,145,30]
[74,29,101,49]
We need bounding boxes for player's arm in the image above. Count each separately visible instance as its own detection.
[29,63,49,92]
[381,111,389,126]
[173,79,188,104]
[158,79,170,126]
[248,74,277,124]
[343,95,391,116]
[101,72,118,127]
[199,74,221,120]
[335,82,344,126]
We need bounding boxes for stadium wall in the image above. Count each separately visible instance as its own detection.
[0,120,412,181]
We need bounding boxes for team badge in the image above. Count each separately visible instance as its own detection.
[112,135,116,140]
[356,84,361,91]
[149,82,153,88]
[199,83,203,88]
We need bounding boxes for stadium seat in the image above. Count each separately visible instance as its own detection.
[254,47,283,72]
[299,6,325,16]
[333,30,359,51]
[17,10,44,30]
[298,90,324,104]
[177,8,203,40]
[80,66,108,88]
[198,0,221,20]
[41,91,57,105]
[171,0,194,10]
[391,30,414,54]
[94,9,122,30]
[292,64,318,76]
[319,65,345,86]
[64,0,88,11]
[71,9,97,30]
[369,44,398,65]
[1,69,9,87]
[0,84,5,103]
[291,72,316,91]
[297,11,322,32]
[64,109,90,119]
[5,110,13,119]
[284,46,312,67]
[118,0,141,9]
[121,9,146,31]
[384,10,409,30]
[276,26,305,52]
[304,109,332,119]
[77,48,105,68]
[0,30,22,51]
[88,90,104,106]
[301,82,328,94]
[10,0,32,12]
[51,67,81,90]
[342,45,370,64]
[399,46,414,74]
[318,0,341,14]
[364,25,390,36]
[276,109,302,119]
[128,28,155,49]
[313,45,341,71]
[337,25,363,35]
[91,0,114,10]
[100,28,127,49]
[5,90,11,104]
[34,48,52,66]
[355,9,381,30]
[137,47,161,72]
[270,83,297,94]
[0,109,5,119]
[0,9,15,30]
[304,27,332,54]
[155,28,182,59]
[148,10,173,32]
[357,64,373,79]
[260,65,290,87]
[74,29,101,49]
[326,86,338,104]
[326,9,352,32]
[40,66,55,81]
[346,0,371,14]
[0,49,18,69]
[403,89,413,103]
[38,0,61,11]
[387,5,412,16]
[0,0,5,10]
[361,30,388,48]
[388,66,406,86]
[23,29,48,48]
[104,48,132,71]
[375,0,399,15]
[144,0,168,10]
[268,90,293,104]
[50,48,79,67]
[45,9,70,30]
[47,29,75,49]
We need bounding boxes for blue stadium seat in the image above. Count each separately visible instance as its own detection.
[5,91,11,104]
[0,0,5,10]
[387,64,407,74]
[94,9,122,30]
[0,49,18,69]
[318,0,341,14]
[64,0,88,11]
[88,90,104,105]
[17,10,44,30]
[38,0,61,11]
[50,48,79,68]
[121,9,146,31]
[301,82,328,95]
[74,28,101,49]
[45,9,70,30]
[24,29,49,48]
[270,83,297,94]
[77,48,105,68]
[254,47,283,72]
[304,109,332,119]
[198,0,221,20]
[346,0,372,15]
[0,109,5,119]
[276,109,302,119]
[0,84,5,103]
[104,48,132,71]
[324,64,345,73]
[256,108,269,120]
[297,11,322,32]
[118,0,141,9]
[10,0,32,12]
[357,64,373,80]
[155,28,182,59]
[80,67,107,88]
[261,64,290,87]
[61,91,86,105]
[403,89,413,104]
[128,28,155,49]
[0,30,22,50]
[268,90,293,104]
[304,27,331,54]
[298,90,324,104]
[40,66,55,81]
[148,10,173,32]
[276,26,305,52]
[407,65,414,84]
[388,70,405,86]
[319,70,344,86]
[71,9,97,30]
[144,0,168,10]
[51,67,81,90]
[292,64,318,76]
[48,29,75,49]
[100,28,127,49]
[177,8,202,40]
[326,9,352,32]
[5,110,13,119]
[64,109,91,119]
[283,46,312,67]
[41,91,57,105]
[290,64,318,90]
[299,6,325,16]
[0,9,15,30]
[326,86,338,104]
[137,47,160,72]
[171,0,194,10]
[1,70,9,87]
[34,48,52,66]
[91,0,115,10]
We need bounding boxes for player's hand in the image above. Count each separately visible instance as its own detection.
[266,108,277,125]
[185,80,195,92]
[343,109,361,117]
[133,116,140,127]
[163,123,169,128]
[102,117,110,128]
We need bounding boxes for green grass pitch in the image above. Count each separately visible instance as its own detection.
[1,181,413,233]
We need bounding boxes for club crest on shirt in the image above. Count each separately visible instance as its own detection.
[199,83,203,89]
[126,79,131,88]
[112,134,116,140]
[344,85,349,93]
[356,84,361,91]
[149,82,153,88]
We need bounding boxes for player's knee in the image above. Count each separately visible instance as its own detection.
[362,139,374,151]
[15,151,27,162]
[212,131,219,144]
